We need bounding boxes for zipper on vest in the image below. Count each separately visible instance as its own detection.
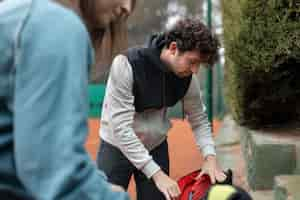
[162,73,167,118]
[163,73,166,107]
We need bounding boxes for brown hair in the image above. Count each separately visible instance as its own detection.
[164,18,220,65]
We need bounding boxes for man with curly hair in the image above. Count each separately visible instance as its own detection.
[97,18,225,200]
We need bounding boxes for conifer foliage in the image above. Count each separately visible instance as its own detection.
[222,0,300,127]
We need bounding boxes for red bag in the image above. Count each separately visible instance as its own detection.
[177,169,233,200]
[177,170,211,200]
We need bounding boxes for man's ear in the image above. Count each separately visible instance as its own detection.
[169,41,177,55]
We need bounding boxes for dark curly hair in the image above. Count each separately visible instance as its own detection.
[164,18,220,66]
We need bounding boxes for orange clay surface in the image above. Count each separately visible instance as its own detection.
[85,119,221,200]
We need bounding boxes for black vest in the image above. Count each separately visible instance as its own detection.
[125,47,192,113]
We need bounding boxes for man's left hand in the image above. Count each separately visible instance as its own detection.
[196,155,227,184]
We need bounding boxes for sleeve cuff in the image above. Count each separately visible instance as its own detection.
[201,145,216,158]
[141,160,161,179]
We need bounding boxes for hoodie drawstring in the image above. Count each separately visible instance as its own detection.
[163,73,167,118]
[182,99,185,120]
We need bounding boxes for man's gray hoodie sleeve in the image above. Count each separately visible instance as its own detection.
[102,55,161,178]
[183,75,216,157]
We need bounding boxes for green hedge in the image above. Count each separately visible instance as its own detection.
[222,0,300,127]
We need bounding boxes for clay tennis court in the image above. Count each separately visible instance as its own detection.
[85,119,221,199]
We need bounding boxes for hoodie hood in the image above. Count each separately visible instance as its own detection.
[142,33,171,73]
[146,33,166,50]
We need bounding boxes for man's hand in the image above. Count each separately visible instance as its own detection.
[152,170,181,200]
[196,155,226,184]
[110,183,125,192]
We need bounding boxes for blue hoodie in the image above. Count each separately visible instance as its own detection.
[0,0,129,199]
